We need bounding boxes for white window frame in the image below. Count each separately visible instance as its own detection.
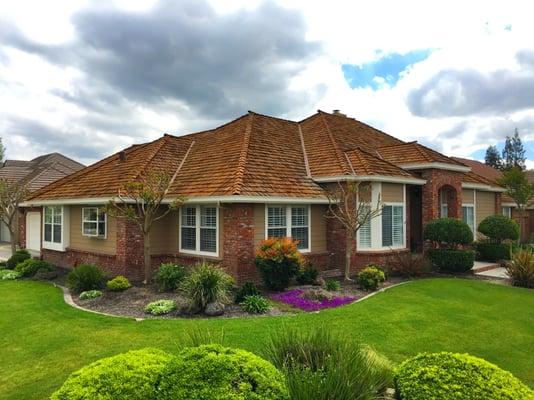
[42,205,70,252]
[81,207,107,239]
[462,203,476,233]
[179,205,219,257]
[381,203,405,248]
[264,205,311,253]
[502,206,513,218]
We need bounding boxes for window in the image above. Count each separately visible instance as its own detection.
[44,206,62,244]
[358,204,372,249]
[82,207,106,238]
[382,205,404,247]
[502,206,513,218]
[462,205,475,233]
[266,205,310,251]
[180,205,218,255]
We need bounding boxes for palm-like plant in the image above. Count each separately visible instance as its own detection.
[180,263,233,312]
[507,249,534,288]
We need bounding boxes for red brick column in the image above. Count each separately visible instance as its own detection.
[495,193,502,214]
[420,169,463,226]
[116,217,144,281]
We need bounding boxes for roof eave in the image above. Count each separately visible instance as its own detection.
[400,162,471,172]
[313,175,426,185]
[461,182,506,192]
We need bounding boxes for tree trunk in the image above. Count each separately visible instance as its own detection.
[143,230,151,285]
[344,234,354,281]
[9,227,17,255]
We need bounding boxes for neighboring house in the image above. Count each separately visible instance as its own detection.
[0,153,84,246]
[453,157,534,241]
[19,111,507,282]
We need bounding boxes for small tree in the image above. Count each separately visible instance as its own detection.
[0,137,5,163]
[104,171,185,284]
[326,182,382,281]
[497,167,534,241]
[484,145,502,170]
[0,179,29,254]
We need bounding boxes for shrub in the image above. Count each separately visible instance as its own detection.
[476,241,512,262]
[0,261,6,268]
[0,269,20,280]
[394,352,533,400]
[144,300,177,315]
[357,265,386,291]
[14,258,52,277]
[427,249,475,273]
[79,290,103,300]
[324,279,340,291]
[265,328,392,400]
[256,238,304,291]
[296,264,319,285]
[51,348,173,400]
[506,249,534,288]
[478,214,520,243]
[240,295,270,314]
[387,251,429,277]
[180,263,233,312]
[423,218,473,248]
[66,264,105,294]
[234,281,260,303]
[6,249,31,269]
[106,275,131,292]
[156,344,289,400]
[154,263,187,292]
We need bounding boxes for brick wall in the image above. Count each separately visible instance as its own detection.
[420,169,463,226]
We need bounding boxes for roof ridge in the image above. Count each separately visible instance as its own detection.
[348,146,415,177]
[248,110,298,124]
[166,139,196,196]
[231,113,254,195]
[130,135,169,182]
[298,123,311,178]
[164,113,252,141]
[319,111,351,175]
[413,142,433,162]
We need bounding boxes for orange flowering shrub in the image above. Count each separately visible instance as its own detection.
[256,238,304,291]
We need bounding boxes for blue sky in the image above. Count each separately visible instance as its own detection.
[341,49,433,90]
[472,140,534,161]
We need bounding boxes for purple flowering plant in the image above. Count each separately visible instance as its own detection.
[271,289,356,312]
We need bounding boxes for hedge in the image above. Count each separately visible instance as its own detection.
[427,249,475,273]
[476,242,511,262]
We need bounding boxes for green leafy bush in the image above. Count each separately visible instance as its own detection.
[265,328,392,400]
[180,263,233,312]
[51,348,173,400]
[79,290,103,300]
[395,352,533,400]
[506,249,534,288]
[387,251,429,277]
[154,263,187,292]
[6,249,31,269]
[478,214,520,243]
[234,281,260,303]
[66,264,105,294]
[477,241,511,262]
[427,249,475,273]
[296,264,319,285]
[324,279,340,291]
[106,275,131,291]
[0,261,6,268]
[144,300,176,315]
[156,344,289,400]
[424,218,473,248]
[14,258,52,277]
[357,265,386,291]
[0,269,20,280]
[256,238,304,291]
[240,295,270,314]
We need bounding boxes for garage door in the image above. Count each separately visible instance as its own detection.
[26,212,41,252]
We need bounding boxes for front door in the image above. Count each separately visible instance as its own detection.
[26,212,41,253]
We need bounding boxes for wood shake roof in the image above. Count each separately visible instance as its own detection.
[27,111,505,202]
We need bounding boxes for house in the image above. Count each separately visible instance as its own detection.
[19,111,507,282]
[453,157,534,241]
[0,153,84,246]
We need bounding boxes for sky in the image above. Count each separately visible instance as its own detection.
[0,0,533,167]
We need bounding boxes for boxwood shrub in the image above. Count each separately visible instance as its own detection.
[357,265,386,291]
[14,258,52,277]
[6,249,31,269]
[66,264,105,294]
[478,214,519,243]
[156,344,289,399]
[427,249,475,273]
[424,218,473,248]
[395,352,534,400]
[476,241,511,262]
[106,275,131,291]
[51,348,173,400]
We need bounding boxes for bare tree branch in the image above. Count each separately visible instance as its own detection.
[0,179,29,254]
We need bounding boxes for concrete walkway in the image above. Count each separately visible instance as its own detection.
[475,267,509,279]
[0,242,12,262]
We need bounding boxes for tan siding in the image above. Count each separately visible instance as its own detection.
[381,183,404,203]
[311,205,327,252]
[476,191,496,229]
[359,182,372,202]
[254,204,265,249]
[69,205,116,255]
[150,210,179,255]
[462,189,475,204]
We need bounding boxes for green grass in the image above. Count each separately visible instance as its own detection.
[1,278,533,399]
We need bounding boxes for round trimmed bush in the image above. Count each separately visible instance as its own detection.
[154,263,187,292]
[66,264,105,294]
[14,258,52,277]
[6,249,31,269]
[357,265,386,291]
[156,344,289,400]
[476,242,511,262]
[395,352,534,400]
[424,218,473,247]
[478,214,519,243]
[106,275,131,291]
[51,348,173,400]
[427,249,475,273]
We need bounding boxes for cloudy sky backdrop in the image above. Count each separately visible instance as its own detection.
[1,0,533,167]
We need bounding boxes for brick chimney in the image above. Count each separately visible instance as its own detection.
[332,109,347,117]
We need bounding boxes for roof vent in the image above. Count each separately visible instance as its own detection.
[333,109,346,117]
[118,151,126,162]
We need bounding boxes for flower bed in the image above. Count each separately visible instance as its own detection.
[271,289,356,311]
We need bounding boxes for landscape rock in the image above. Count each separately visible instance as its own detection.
[301,288,334,301]
[204,301,225,316]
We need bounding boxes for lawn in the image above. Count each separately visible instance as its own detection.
[1,278,533,399]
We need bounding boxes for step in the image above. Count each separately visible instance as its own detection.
[472,261,501,273]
